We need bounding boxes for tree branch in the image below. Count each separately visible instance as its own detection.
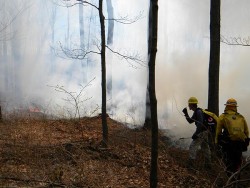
[57,42,101,60]
[105,11,144,25]
[106,45,146,68]
[57,0,99,10]
[224,160,250,187]
[221,35,250,46]
[0,2,32,41]
[48,77,95,119]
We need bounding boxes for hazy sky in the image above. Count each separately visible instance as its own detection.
[1,1,250,144]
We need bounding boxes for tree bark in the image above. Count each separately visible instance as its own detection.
[208,0,221,116]
[99,0,108,147]
[144,88,151,129]
[148,0,159,187]
[0,106,2,121]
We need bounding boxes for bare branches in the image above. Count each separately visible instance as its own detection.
[48,77,95,119]
[55,0,98,10]
[56,41,100,60]
[54,0,145,69]
[58,0,144,25]
[106,45,146,68]
[0,2,32,41]
[221,35,250,46]
[106,11,144,25]
[224,160,250,187]
[56,41,146,68]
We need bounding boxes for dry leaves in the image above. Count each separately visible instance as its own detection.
[0,116,239,187]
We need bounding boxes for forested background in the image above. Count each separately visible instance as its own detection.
[0,0,250,187]
[0,0,250,145]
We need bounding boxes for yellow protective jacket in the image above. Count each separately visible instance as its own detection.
[215,109,249,144]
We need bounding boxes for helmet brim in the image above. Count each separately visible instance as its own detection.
[224,104,238,107]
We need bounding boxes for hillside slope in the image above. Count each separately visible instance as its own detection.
[0,115,248,187]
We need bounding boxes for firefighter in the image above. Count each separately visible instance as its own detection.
[182,97,212,169]
[215,98,249,175]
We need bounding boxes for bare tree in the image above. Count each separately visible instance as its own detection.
[106,0,114,113]
[48,78,95,120]
[98,0,109,147]
[0,1,31,115]
[208,0,221,116]
[148,0,159,187]
[58,0,109,146]
[58,0,144,147]
[144,90,151,129]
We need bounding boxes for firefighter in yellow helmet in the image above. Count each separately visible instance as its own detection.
[182,97,212,169]
[215,98,249,175]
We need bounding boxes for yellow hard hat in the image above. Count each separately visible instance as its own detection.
[224,98,238,107]
[188,97,198,104]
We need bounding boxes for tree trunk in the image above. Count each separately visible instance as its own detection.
[148,0,159,187]
[144,88,151,129]
[106,0,114,113]
[106,0,114,45]
[99,0,108,147]
[0,106,2,121]
[79,3,88,83]
[208,0,221,116]
[79,4,84,50]
[3,1,8,92]
[66,8,70,48]
[3,30,8,92]
[50,5,56,73]
[11,7,22,101]
[144,0,154,129]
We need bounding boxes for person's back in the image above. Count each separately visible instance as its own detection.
[219,111,248,142]
[215,98,249,175]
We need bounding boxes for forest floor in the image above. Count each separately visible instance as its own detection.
[0,114,249,187]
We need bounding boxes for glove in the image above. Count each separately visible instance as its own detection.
[182,107,188,116]
[192,134,198,140]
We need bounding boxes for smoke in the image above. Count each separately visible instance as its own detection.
[156,0,250,146]
[0,0,149,120]
[0,0,249,151]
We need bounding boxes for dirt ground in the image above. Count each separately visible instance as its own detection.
[0,115,249,187]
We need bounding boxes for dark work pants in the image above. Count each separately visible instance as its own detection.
[223,141,243,175]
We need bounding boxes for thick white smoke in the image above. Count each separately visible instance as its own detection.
[0,1,249,153]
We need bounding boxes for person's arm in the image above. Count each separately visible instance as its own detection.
[182,107,194,124]
[215,115,224,144]
[243,118,249,137]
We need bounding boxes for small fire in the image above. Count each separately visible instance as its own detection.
[29,107,40,113]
